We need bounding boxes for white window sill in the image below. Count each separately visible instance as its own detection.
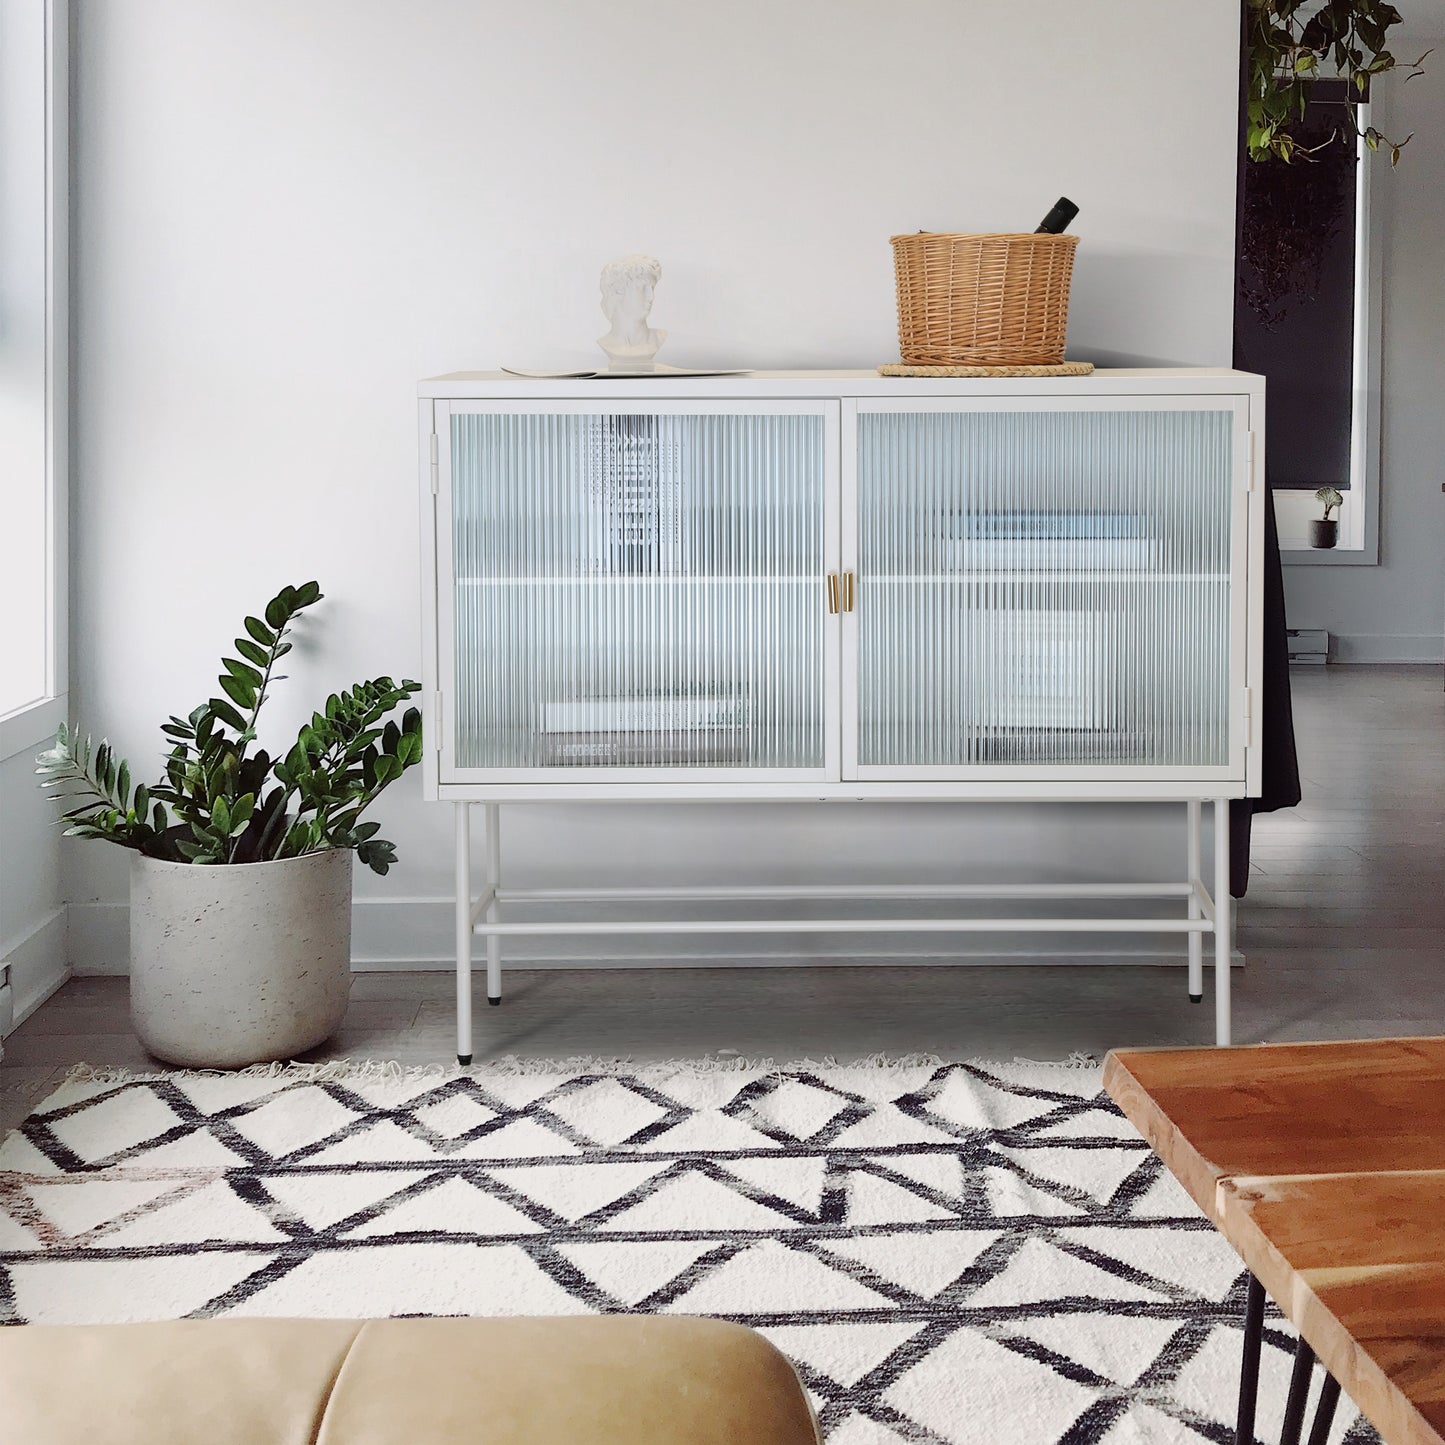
[1281,546,1378,566]
[1273,490,1377,567]
[0,694,67,763]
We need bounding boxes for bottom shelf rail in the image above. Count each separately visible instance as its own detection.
[449,797,1234,1063]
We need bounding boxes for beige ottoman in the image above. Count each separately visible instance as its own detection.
[0,1315,821,1444]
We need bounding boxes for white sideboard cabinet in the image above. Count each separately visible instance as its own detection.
[418,370,1265,1060]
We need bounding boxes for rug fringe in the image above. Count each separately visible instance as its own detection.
[63,1050,1098,1087]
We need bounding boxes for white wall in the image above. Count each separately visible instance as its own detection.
[1283,56,1445,662]
[68,0,1243,973]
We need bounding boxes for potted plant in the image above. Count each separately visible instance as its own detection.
[1312,487,1343,548]
[36,582,422,1068]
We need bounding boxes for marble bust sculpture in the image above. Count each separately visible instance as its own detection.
[597,254,666,370]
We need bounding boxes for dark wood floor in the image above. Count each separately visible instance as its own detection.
[3,665,1442,1131]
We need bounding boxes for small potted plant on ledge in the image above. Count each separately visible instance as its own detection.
[1312,487,1343,549]
[36,582,422,1068]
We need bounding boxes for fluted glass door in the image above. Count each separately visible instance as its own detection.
[441,403,837,779]
[849,401,1245,777]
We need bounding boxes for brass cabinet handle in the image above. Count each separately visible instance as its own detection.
[842,570,855,613]
[826,572,840,614]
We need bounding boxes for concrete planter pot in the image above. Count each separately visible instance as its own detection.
[1310,519,1339,549]
[130,848,353,1068]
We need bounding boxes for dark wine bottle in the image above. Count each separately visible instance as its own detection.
[1034,197,1079,234]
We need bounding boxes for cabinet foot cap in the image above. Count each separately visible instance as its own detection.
[488,996,502,1007]
[1189,993,1203,1004]
[457,1053,473,1065]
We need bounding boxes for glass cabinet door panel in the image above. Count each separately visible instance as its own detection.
[855,407,1235,770]
[450,409,827,772]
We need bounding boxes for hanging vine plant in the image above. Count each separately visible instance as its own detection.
[1246,0,1428,165]
[1241,1,1428,327]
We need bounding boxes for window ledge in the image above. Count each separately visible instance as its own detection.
[0,694,67,762]
[1273,490,1377,567]
[1281,546,1378,567]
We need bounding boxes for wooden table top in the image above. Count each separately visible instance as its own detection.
[1104,1037,1445,1445]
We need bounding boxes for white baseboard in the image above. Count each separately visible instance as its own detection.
[0,905,70,1031]
[68,896,1225,975]
[1326,634,1444,664]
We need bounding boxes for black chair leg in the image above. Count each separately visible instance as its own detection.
[1304,1372,1341,1445]
[1279,1336,1316,1445]
[1237,1274,1267,1445]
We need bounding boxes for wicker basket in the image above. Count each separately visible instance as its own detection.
[890,232,1079,367]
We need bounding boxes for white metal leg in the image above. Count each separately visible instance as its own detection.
[1187,800,1203,1003]
[484,803,502,1006]
[454,802,473,1065]
[1214,798,1231,1047]
[454,799,1237,1047]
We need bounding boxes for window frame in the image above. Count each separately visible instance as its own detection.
[1272,103,1384,565]
[0,0,68,760]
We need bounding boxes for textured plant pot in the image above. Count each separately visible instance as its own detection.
[130,848,353,1068]
[1310,519,1339,549]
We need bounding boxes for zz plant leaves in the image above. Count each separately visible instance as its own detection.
[36,583,422,876]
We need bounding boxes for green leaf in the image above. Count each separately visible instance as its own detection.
[357,837,398,876]
[207,696,250,732]
[229,792,255,834]
[133,783,149,820]
[264,592,294,630]
[235,638,271,668]
[293,581,322,608]
[219,673,256,710]
[210,791,234,838]
[244,616,276,647]
[223,657,265,689]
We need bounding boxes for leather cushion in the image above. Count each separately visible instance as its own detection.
[0,1315,821,1444]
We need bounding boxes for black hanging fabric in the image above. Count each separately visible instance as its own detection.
[1228,0,1303,899]
[1229,485,1302,897]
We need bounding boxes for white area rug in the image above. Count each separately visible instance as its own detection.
[0,1057,1372,1444]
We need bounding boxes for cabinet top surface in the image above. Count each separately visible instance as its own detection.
[420,367,1263,399]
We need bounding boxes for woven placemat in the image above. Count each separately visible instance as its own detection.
[878,361,1095,378]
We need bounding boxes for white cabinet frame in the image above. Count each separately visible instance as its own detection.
[418,371,1266,1062]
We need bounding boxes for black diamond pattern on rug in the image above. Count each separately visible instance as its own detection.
[0,1059,1378,1444]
